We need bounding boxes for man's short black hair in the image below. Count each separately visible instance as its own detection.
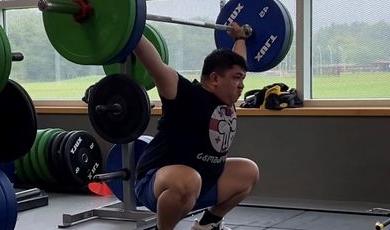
[201,49,247,82]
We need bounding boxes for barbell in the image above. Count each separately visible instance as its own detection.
[38,0,293,72]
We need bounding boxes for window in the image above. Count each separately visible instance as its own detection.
[6,8,105,100]
[4,0,387,105]
[312,1,390,99]
[3,0,296,102]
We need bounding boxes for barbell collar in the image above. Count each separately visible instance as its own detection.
[38,0,80,14]
[12,52,24,62]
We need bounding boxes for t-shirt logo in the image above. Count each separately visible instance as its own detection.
[209,105,237,153]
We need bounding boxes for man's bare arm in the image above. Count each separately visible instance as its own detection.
[134,36,178,99]
[228,22,248,61]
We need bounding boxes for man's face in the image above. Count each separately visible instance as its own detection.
[214,65,246,106]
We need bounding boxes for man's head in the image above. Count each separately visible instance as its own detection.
[201,49,247,106]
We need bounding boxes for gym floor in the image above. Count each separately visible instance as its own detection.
[15,193,389,230]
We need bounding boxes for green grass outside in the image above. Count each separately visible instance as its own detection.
[18,72,390,101]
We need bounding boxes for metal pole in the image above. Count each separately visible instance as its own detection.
[147,14,252,37]
[38,0,79,14]
[146,14,231,31]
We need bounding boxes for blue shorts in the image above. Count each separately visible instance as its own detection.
[135,169,218,212]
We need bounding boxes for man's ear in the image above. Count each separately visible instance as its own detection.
[209,72,219,85]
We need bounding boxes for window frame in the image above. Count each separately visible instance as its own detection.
[2,0,390,108]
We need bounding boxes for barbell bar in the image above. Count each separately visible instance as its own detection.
[38,0,253,37]
[146,14,252,37]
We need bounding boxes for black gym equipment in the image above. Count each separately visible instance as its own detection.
[0,80,37,162]
[86,74,151,144]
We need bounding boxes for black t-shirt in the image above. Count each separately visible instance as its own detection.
[136,74,238,189]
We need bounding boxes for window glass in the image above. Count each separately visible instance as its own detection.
[6,0,296,101]
[312,1,390,99]
[6,8,105,100]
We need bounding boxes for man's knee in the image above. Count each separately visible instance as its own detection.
[155,165,202,206]
[225,158,260,192]
[246,159,260,186]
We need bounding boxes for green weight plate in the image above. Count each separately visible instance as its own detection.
[0,26,7,92]
[31,129,50,182]
[103,23,169,91]
[14,159,27,183]
[21,151,35,184]
[42,0,136,65]
[37,128,63,183]
[24,129,46,183]
[0,25,12,86]
[143,23,170,80]
[145,23,166,63]
[136,24,169,89]
[103,61,132,81]
[148,23,169,66]
[131,24,160,90]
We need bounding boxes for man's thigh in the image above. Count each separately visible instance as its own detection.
[216,157,260,203]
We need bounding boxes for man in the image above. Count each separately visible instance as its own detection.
[133,22,260,230]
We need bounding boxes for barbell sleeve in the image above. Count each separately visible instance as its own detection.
[12,52,24,62]
[38,0,80,14]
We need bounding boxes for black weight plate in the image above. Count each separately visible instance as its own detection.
[57,131,76,184]
[49,131,68,183]
[45,129,64,184]
[63,131,102,186]
[0,80,37,162]
[88,74,151,144]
